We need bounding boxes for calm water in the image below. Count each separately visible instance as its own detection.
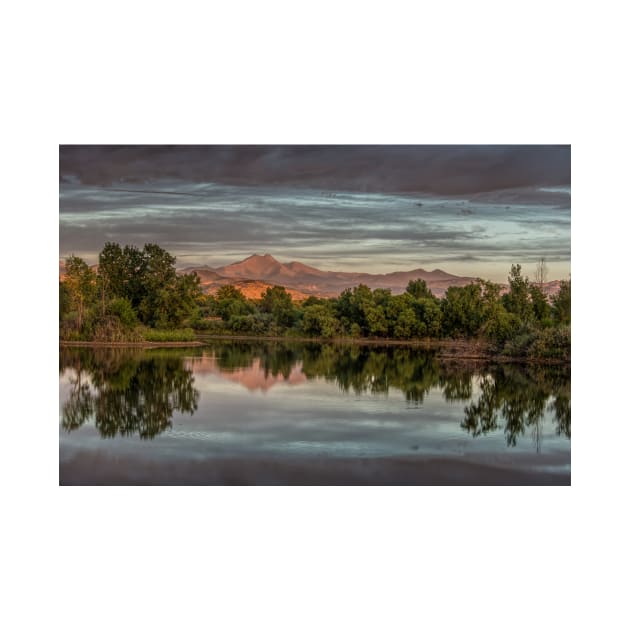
[59,341,570,485]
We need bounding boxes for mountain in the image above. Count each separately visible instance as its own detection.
[215,254,290,280]
[60,254,565,301]
[179,261,313,300]
[182,254,480,299]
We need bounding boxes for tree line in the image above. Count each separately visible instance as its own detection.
[60,242,203,341]
[60,243,570,359]
[199,263,570,359]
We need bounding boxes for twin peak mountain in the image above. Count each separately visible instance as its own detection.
[180,254,476,300]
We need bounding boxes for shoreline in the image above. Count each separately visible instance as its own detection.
[59,335,569,365]
[194,334,569,365]
[59,340,204,348]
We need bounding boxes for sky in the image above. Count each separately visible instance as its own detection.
[59,145,570,282]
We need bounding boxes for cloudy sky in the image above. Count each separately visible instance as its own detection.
[59,146,570,282]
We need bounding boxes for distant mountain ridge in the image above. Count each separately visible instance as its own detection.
[180,254,480,299]
[60,254,564,300]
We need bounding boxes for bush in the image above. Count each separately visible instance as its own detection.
[501,330,537,357]
[502,326,570,361]
[93,316,143,342]
[528,326,571,361]
[108,297,138,328]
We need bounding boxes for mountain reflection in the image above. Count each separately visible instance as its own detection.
[60,347,200,439]
[60,342,570,446]
[190,342,571,447]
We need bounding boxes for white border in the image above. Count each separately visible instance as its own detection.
[4,1,627,629]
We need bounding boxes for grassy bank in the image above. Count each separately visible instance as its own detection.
[60,327,201,347]
[142,328,196,342]
[60,340,203,348]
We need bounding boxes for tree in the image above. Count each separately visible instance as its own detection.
[442,282,486,337]
[406,278,434,300]
[137,243,178,326]
[59,281,71,322]
[108,297,138,328]
[529,284,551,324]
[534,257,548,289]
[552,279,571,324]
[416,298,442,337]
[365,305,388,337]
[260,286,296,329]
[64,255,96,332]
[393,306,419,339]
[171,272,202,325]
[216,285,246,302]
[215,285,252,321]
[302,303,340,337]
[98,242,179,325]
[335,288,362,335]
[121,244,149,308]
[98,242,125,304]
[476,280,518,342]
[503,264,533,322]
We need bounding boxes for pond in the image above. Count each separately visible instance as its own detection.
[59,341,570,485]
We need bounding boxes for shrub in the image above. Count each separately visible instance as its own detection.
[93,316,143,342]
[528,326,571,361]
[108,297,138,328]
[502,326,570,361]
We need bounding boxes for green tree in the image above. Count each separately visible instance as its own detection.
[442,282,485,337]
[393,306,418,339]
[121,245,149,308]
[302,303,340,337]
[551,279,571,324]
[503,264,533,322]
[59,281,71,322]
[365,304,388,337]
[137,243,178,326]
[215,285,253,322]
[98,242,126,303]
[334,284,375,336]
[529,284,551,324]
[477,280,518,343]
[406,278,434,300]
[413,297,442,337]
[108,297,139,329]
[260,286,296,329]
[65,255,97,332]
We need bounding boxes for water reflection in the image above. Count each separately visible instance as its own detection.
[192,341,570,447]
[60,347,200,439]
[60,342,570,446]
[460,364,570,451]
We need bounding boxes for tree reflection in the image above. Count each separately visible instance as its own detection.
[60,341,571,447]
[461,364,570,447]
[213,341,301,380]
[548,394,571,439]
[301,344,443,402]
[202,341,570,447]
[60,347,200,439]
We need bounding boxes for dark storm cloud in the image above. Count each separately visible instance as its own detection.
[59,145,570,194]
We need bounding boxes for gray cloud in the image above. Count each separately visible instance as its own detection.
[59,148,571,281]
[59,145,570,194]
